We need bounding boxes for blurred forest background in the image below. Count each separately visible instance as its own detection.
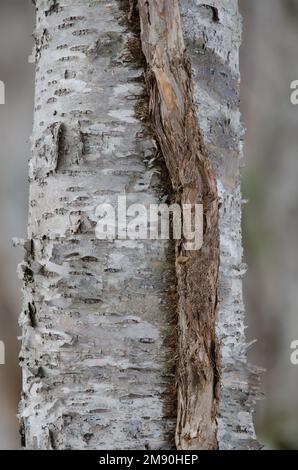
[0,0,297,449]
[240,0,298,449]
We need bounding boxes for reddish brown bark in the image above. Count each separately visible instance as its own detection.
[138,0,220,450]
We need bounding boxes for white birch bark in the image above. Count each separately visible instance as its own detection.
[19,0,259,450]
[19,0,176,450]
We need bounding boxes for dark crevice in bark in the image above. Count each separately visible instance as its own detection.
[19,419,26,448]
[137,0,220,450]
[199,5,220,23]
[45,1,60,17]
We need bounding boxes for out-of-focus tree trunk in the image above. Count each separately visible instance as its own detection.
[19,0,258,450]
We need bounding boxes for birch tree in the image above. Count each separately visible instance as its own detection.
[18,0,259,450]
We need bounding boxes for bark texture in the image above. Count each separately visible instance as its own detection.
[138,0,220,450]
[19,0,176,450]
[19,0,259,450]
[179,0,260,449]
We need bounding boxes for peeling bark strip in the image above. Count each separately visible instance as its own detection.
[138,0,220,450]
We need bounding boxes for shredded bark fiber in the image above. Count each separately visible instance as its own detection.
[138,0,220,450]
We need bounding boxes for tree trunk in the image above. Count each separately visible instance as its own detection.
[19,0,259,450]
[179,0,260,449]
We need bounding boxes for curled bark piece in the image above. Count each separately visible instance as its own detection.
[138,0,220,450]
